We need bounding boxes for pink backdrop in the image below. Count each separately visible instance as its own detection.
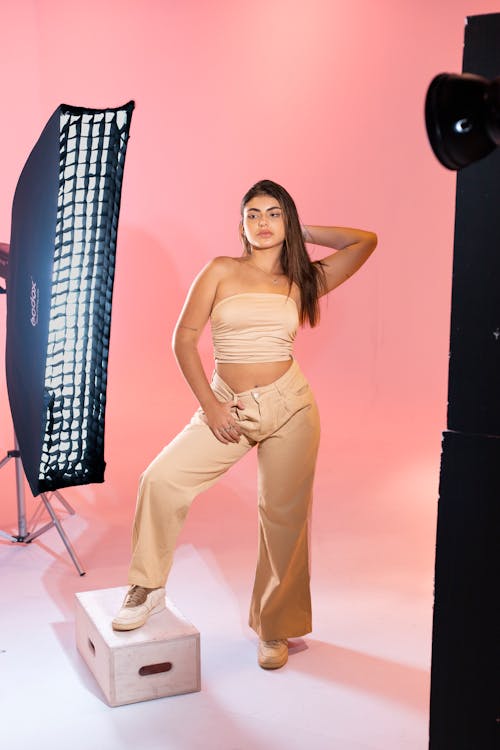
[0,0,497,567]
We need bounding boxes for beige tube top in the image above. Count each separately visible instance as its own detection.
[210,292,299,363]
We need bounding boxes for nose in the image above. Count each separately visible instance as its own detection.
[258,215,268,227]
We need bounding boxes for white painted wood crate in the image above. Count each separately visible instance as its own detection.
[75,586,200,706]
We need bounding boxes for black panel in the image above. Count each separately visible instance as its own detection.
[447,14,500,436]
[430,14,500,750]
[429,431,500,749]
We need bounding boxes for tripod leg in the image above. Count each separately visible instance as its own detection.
[0,528,16,541]
[39,493,86,576]
[52,489,76,515]
[0,452,22,541]
[14,442,27,539]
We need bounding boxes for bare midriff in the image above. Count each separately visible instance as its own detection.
[216,359,293,393]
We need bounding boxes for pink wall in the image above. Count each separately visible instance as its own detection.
[0,1,498,528]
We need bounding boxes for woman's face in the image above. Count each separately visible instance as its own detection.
[242,194,286,250]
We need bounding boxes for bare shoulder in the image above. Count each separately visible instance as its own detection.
[187,255,243,303]
[200,255,240,281]
[211,255,242,271]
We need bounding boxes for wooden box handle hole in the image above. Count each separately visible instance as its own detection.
[139,661,173,676]
[88,638,95,656]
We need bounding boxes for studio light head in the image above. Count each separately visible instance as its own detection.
[425,73,500,169]
[5,102,134,496]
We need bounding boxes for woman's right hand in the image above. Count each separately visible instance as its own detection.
[204,398,244,444]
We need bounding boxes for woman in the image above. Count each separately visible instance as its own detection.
[112,179,377,670]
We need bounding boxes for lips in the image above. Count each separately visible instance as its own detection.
[258,231,272,237]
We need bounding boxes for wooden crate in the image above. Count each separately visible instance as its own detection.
[75,586,200,706]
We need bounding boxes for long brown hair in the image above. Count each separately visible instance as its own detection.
[240,179,326,327]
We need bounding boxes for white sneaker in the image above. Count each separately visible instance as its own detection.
[112,585,165,631]
[258,639,288,669]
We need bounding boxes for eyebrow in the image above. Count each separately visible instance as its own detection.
[245,205,281,213]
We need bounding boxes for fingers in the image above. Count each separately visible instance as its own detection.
[213,424,240,444]
[213,428,228,444]
[222,422,241,443]
[218,422,241,443]
[208,397,244,443]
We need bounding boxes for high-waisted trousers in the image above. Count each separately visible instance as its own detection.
[127,359,320,641]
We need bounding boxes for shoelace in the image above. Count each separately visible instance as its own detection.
[124,585,148,607]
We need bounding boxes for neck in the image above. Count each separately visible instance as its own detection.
[247,247,283,276]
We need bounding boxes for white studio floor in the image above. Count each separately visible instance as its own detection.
[0,432,437,750]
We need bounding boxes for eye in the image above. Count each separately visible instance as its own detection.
[270,212,282,218]
[247,213,258,220]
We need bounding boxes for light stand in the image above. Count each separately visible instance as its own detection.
[0,245,84,574]
[0,435,85,575]
[0,435,28,543]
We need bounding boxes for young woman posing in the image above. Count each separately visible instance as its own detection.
[112,179,377,670]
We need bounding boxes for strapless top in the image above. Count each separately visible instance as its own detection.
[210,292,299,364]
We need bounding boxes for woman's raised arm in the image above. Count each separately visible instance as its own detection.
[303,225,377,295]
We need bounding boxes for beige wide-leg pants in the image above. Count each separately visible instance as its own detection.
[128,359,320,641]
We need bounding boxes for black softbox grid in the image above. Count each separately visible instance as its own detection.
[6,102,134,496]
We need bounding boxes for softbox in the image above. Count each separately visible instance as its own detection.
[6,102,134,496]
